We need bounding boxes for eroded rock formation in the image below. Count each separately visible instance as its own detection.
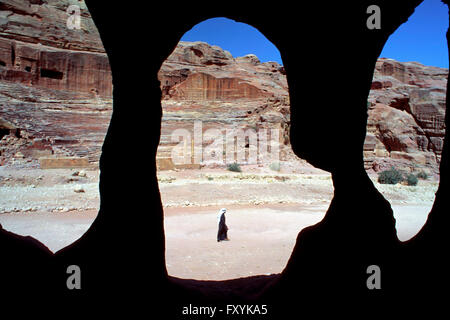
[1,1,446,175]
[0,0,112,166]
[365,58,447,175]
[1,0,449,314]
[157,41,290,169]
[158,41,447,173]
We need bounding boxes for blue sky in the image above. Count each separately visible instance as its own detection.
[181,0,449,68]
[380,0,449,68]
[181,17,283,65]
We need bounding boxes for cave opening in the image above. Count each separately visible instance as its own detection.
[40,68,64,80]
[0,0,448,310]
[0,128,10,141]
[157,17,332,281]
[0,2,112,256]
[11,45,15,66]
[0,119,17,141]
[364,0,447,242]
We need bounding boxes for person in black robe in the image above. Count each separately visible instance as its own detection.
[217,208,229,242]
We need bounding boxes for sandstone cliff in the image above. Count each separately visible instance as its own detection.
[365,58,447,175]
[157,41,290,169]
[158,42,447,174]
[0,2,446,175]
[0,0,112,167]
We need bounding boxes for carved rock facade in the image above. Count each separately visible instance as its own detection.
[0,0,112,166]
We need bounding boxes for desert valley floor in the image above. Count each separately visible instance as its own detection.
[0,161,438,280]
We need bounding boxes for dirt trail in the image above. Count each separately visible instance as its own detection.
[0,202,433,280]
[0,165,439,280]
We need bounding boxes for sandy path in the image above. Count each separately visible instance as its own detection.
[164,204,327,280]
[0,210,98,252]
[0,203,432,280]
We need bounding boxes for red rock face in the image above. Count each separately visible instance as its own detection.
[0,2,446,174]
[365,58,447,174]
[158,41,288,101]
[0,0,112,167]
[167,73,272,101]
[157,41,290,168]
[0,38,111,96]
[158,43,447,173]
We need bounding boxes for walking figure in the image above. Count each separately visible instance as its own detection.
[217,208,229,242]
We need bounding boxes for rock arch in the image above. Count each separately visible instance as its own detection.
[1,0,448,315]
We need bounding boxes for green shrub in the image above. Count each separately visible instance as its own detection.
[269,162,281,172]
[377,167,403,185]
[417,170,428,180]
[405,173,418,186]
[227,162,242,172]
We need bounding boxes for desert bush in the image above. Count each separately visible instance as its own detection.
[227,162,242,172]
[417,170,428,180]
[274,175,289,182]
[269,162,281,172]
[405,173,418,186]
[377,167,403,185]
